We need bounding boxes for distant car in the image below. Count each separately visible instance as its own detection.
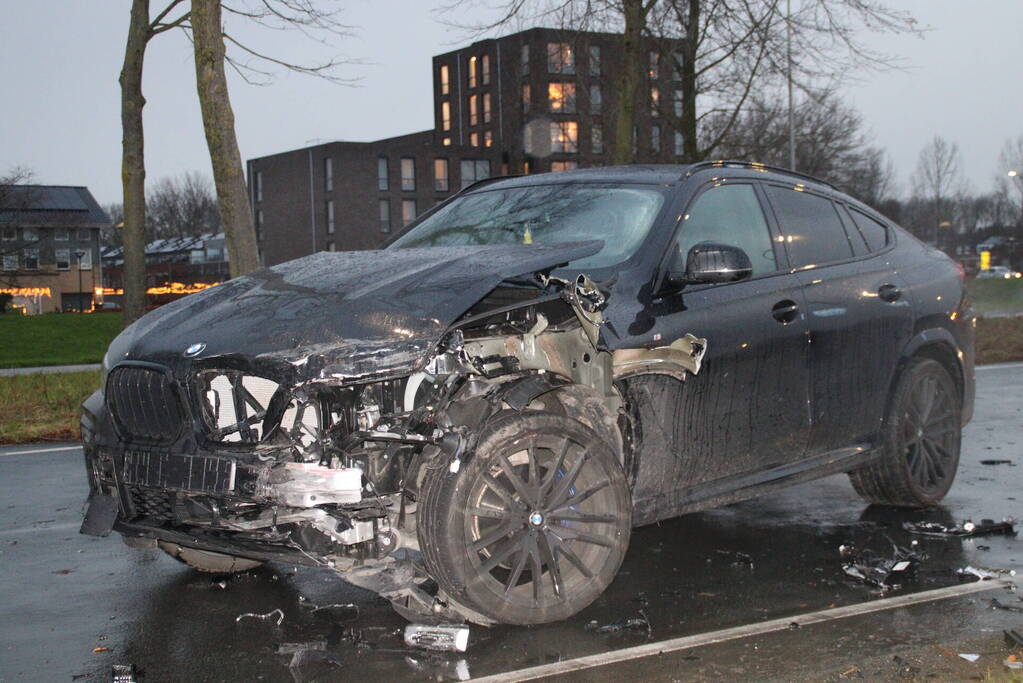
[977,266,1022,279]
[80,162,975,626]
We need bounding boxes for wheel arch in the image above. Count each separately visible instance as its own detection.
[888,328,965,420]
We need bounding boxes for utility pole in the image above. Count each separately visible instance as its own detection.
[74,250,86,313]
[787,0,796,171]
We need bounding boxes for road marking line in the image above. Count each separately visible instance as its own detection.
[471,579,1014,682]
[976,362,1023,371]
[0,445,82,457]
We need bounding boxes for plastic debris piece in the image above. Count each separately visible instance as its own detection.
[958,654,980,663]
[277,641,329,655]
[959,566,1017,581]
[404,624,470,652]
[979,459,1014,466]
[903,518,1017,538]
[235,608,284,625]
[990,598,1023,613]
[841,543,921,591]
[585,610,652,636]
[111,664,137,683]
[1006,654,1022,670]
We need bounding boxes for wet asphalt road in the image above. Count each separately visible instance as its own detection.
[1,364,1021,682]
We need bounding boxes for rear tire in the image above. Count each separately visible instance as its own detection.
[158,541,263,574]
[849,358,961,507]
[418,411,631,625]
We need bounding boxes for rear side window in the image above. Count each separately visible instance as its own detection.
[764,186,854,268]
[847,208,889,252]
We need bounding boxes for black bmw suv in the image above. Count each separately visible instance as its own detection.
[80,161,974,626]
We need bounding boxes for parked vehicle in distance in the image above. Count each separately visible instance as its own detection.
[976,265,1022,279]
[80,162,975,626]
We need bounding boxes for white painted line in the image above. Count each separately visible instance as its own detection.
[0,445,82,457]
[471,579,1014,683]
[976,361,1023,371]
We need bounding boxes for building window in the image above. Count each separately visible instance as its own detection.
[521,44,529,75]
[78,249,91,271]
[324,157,334,191]
[547,43,574,74]
[255,209,264,241]
[379,199,391,233]
[1,228,15,241]
[548,82,576,113]
[327,241,336,252]
[442,137,452,146]
[440,64,450,95]
[401,199,417,226]
[24,249,39,270]
[468,55,478,88]
[326,199,335,234]
[592,124,604,154]
[55,248,70,270]
[550,121,579,153]
[54,228,69,241]
[651,124,661,152]
[589,45,601,75]
[551,161,578,172]
[377,157,389,191]
[651,87,660,116]
[78,228,91,241]
[401,157,416,191]
[2,254,15,270]
[23,228,37,242]
[469,95,479,126]
[672,52,683,80]
[483,92,492,123]
[590,84,602,114]
[255,171,263,202]
[470,132,480,147]
[674,89,683,117]
[441,101,452,131]
[484,130,493,147]
[460,159,491,189]
[434,158,449,192]
[481,54,491,85]
[522,84,531,113]
[674,131,684,156]
[649,51,659,79]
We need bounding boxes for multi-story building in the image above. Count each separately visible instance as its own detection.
[0,185,109,314]
[248,27,684,266]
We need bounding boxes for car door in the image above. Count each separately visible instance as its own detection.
[761,184,915,454]
[636,180,811,491]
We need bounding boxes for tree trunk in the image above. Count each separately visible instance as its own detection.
[191,0,261,277]
[681,0,700,161]
[119,0,150,327]
[613,0,645,164]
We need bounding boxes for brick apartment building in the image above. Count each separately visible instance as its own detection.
[0,185,109,314]
[248,27,686,266]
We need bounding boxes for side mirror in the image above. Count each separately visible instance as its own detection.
[666,241,753,287]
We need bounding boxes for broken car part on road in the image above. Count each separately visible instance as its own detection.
[903,519,1017,538]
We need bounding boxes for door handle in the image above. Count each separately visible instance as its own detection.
[772,299,800,324]
[878,284,902,303]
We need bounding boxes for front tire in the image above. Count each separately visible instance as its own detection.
[849,357,962,507]
[418,411,631,625]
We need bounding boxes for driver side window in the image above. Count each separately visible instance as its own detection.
[673,183,777,278]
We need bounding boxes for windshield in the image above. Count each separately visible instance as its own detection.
[389,183,668,270]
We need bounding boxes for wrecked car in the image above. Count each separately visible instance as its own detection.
[80,162,975,625]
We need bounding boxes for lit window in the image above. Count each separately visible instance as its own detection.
[651,124,661,152]
[434,158,449,192]
[522,84,531,113]
[440,64,450,95]
[469,94,478,126]
[460,159,491,189]
[521,44,530,75]
[441,101,451,131]
[402,199,417,226]
[379,199,391,232]
[470,132,480,147]
[551,161,578,172]
[255,170,263,202]
[1,228,15,241]
[377,157,389,191]
[54,228,69,241]
[592,124,604,154]
[442,137,452,146]
[590,85,602,114]
[589,45,600,75]
[547,43,574,74]
[649,51,659,79]
[401,158,416,191]
[468,55,478,88]
[56,248,70,270]
[483,92,492,123]
[324,157,333,191]
[2,253,15,270]
[484,130,493,147]
[523,160,531,175]
[674,89,683,117]
[651,87,660,116]
[550,121,579,153]
[24,249,39,270]
[674,131,684,156]
[548,82,576,113]
[326,199,335,234]
[481,54,491,85]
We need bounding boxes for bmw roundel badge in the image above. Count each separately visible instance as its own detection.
[184,342,207,357]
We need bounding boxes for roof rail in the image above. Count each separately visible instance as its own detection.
[684,160,837,191]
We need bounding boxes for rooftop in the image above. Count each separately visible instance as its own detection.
[0,185,111,227]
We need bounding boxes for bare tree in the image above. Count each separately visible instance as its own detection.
[147,172,220,240]
[912,135,963,245]
[995,135,1023,229]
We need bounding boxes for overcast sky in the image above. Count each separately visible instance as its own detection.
[1,1,1021,207]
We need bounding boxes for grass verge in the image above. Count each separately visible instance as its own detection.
[968,278,1023,317]
[0,370,100,444]
[974,316,1023,365]
[0,312,122,368]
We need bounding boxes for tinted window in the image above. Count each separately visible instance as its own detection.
[765,186,854,268]
[848,208,889,252]
[674,184,777,277]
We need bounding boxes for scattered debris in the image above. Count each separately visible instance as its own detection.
[404,624,471,652]
[979,459,1015,466]
[976,544,991,551]
[235,608,285,626]
[958,653,980,663]
[990,598,1023,613]
[585,611,652,636]
[958,566,1017,581]
[839,665,861,678]
[714,549,755,569]
[903,518,1017,538]
[298,599,360,620]
[840,543,920,591]
[111,664,138,682]
[1006,654,1022,671]
[92,647,109,654]
[52,568,74,575]
[277,641,329,655]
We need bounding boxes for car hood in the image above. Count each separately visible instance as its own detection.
[109,242,602,383]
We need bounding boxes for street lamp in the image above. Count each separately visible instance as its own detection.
[1009,170,1019,178]
[73,250,86,314]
